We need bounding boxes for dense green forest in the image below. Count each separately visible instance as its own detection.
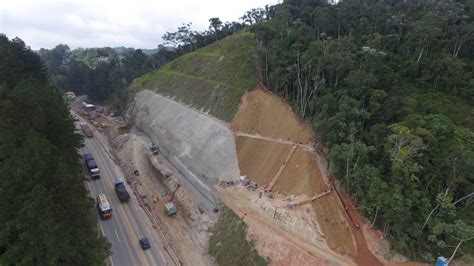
[250,0,473,261]
[38,45,174,110]
[38,14,252,111]
[0,35,110,264]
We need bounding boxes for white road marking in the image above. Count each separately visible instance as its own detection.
[115,229,121,242]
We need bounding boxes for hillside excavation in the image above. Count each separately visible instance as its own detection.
[100,88,397,265]
[228,89,383,265]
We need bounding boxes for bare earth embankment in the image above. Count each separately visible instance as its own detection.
[225,89,383,265]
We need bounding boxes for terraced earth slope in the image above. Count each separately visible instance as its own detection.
[130,31,256,122]
[233,89,357,258]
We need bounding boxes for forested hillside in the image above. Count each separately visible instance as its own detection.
[38,45,176,110]
[0,35,110,264]
[251,0,473,261]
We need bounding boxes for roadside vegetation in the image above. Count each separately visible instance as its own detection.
[130,31,256,121]
[209,207,267,266]
[0,35,111,264]
[250,0,474,261]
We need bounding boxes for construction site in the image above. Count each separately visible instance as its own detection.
[68,82,428,266]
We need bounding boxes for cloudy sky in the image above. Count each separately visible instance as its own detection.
[1,0,279,50]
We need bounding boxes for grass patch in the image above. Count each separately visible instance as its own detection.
[209,207,268,266]
[129,31,256,122]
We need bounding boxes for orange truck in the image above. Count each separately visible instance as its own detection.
[81,123,93,138]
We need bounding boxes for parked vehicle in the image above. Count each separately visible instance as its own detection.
[164,202,177,216]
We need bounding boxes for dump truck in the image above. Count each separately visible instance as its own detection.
[84,153,100,179]
[114,179,130,202]
[164,202,177,216]
[81,123,93,138]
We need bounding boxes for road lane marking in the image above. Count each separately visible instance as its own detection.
[114,229,121,242]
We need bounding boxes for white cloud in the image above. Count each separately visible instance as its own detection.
[0,0,279,49]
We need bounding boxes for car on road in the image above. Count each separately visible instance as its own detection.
[139,237,150,250]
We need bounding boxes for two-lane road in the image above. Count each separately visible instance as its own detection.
[79,122,174,266]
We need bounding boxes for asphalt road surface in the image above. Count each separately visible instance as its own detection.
[79,122,174,266]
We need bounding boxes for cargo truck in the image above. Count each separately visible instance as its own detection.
[114,179,130,202]
[81,123,93,138]
[84,153,100,179]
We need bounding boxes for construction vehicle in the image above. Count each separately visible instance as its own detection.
[164,202,177,216]
[84,153,100,179]
[81,123,93,138]
[96,193,112,219]
[114,179,130,202]
[150,143,160,155]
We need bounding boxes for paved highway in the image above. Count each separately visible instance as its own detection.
[78,121,174,266]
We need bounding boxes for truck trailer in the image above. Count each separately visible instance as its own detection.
[81,123,93,138]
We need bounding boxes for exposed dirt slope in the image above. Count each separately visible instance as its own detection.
[231,89,383,264]
[235,134,357,258]
[235,135,291,185]
[274,148,326,196]
[231,89,313,144]
[312,195,356,258]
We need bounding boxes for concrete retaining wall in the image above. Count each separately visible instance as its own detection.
[133,90,240,187]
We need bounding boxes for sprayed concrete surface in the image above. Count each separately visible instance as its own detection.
[133,90,240,211]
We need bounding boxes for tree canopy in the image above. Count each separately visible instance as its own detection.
[251,0,473,262]
[0,34,110,265]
